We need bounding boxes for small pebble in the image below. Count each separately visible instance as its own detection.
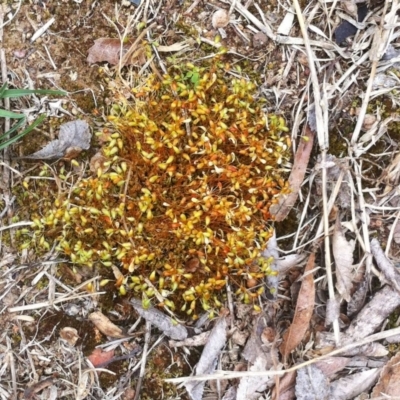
[252,32,268,49]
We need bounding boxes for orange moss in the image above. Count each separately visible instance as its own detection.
[29,60,290,317]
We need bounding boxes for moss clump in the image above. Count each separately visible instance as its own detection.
[29,60,290,317]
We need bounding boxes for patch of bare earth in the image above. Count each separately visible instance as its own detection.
[2,0,400,399]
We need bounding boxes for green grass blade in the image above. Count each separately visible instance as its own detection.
[2,89,66,98]
[0,82,8,97]
[0,109,26,119]
[0,114,46,150]
[0,118,26,140]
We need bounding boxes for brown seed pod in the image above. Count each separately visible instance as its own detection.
[246,278,258,288]
[185,257,200,273]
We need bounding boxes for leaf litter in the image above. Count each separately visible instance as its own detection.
[3,0,400,399]
[17,120,91,160]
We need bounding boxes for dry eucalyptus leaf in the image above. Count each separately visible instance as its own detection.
[372,351,400,397]
[272,370,296,400]
[87,38,130,65]
[343,285,400,342]
[330,368,381,399]
[87,348,115,368]
[221,386,236,400]
[295,365,329,400]
[332,217,354,301]
[23,378,55,400]
[371,238,400,293]
[59,327,80,346]
[21,120,91,160]
[184,316,227,400]
[88,311,126,338]
[347,279,368,318]
[243,315,276,367]
[315,357,351,377]
[212,9,230,29]
[237,356,272,399]
[280,253,315,358]
[270,125,315,221]
[87,38,147,66]
[130,298,187,340]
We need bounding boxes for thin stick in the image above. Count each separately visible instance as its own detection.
[133,320,151,400]
[6,337,17,400]
[166,325,400,383]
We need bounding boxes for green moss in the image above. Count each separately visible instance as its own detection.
[26,59,291,317]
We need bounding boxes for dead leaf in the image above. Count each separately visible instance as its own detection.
[330,368,381,399]
[343,285,400,342]
[243,314,277,368]
[88,311,126,338]
[371,238,400,294]
[87,348,115,368]
[20,120,91,160]
[130,298,187,340]
[347,279,368,318]
[271,125,315,221]
[23,377,54,400]
[237,356,274,399]
[262,232,305,299]
[290,357,369,399]
[372,351,400,397]
[87,38,131,65]
[332,217,354,301]
[184,316,227,400]
[59,327,79,346]
[315,357,351,377]
[221,386,236,400]
[280,253,315,358]
[272,370,296,400]
[88,37,148,66]
[295,365,329,400]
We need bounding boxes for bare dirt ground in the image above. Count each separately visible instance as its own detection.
[2,0,400,399]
